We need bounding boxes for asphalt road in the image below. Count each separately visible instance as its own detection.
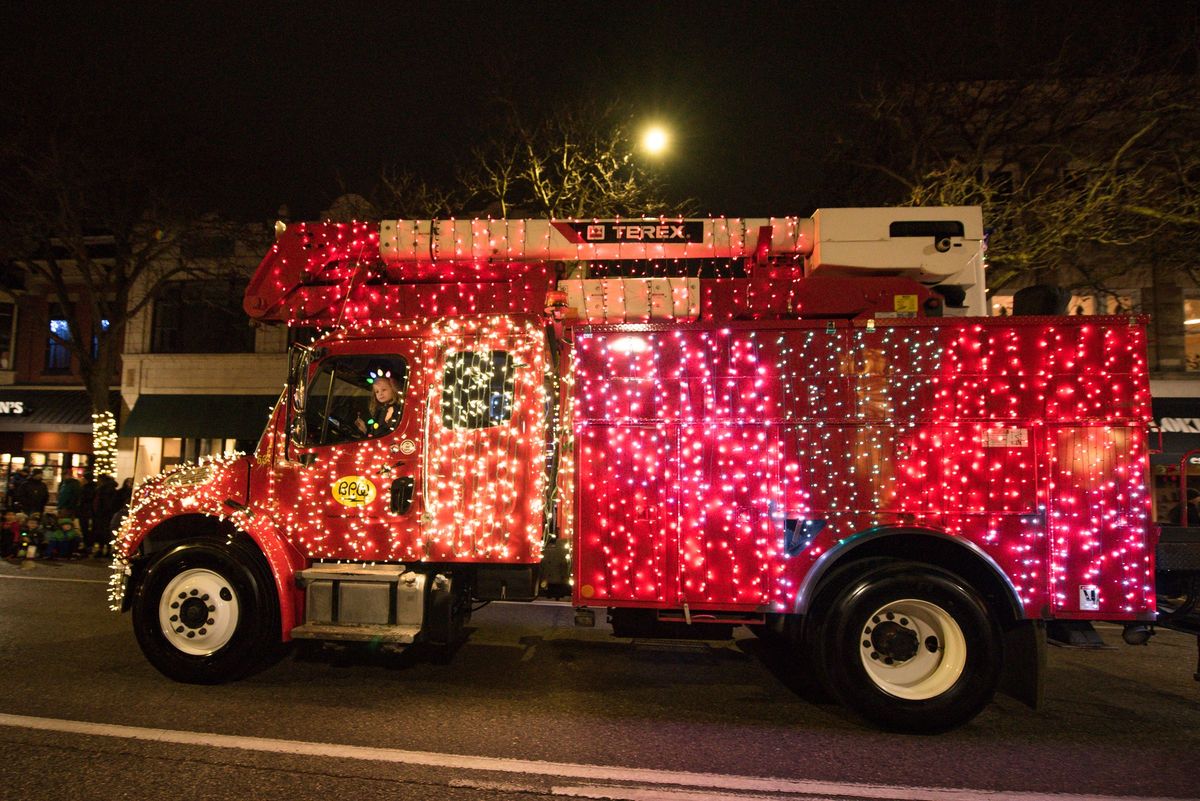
[1,557,1198,801]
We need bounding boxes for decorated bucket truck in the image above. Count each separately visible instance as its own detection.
[109,207,1177,732]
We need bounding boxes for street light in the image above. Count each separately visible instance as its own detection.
[641,124,670,156]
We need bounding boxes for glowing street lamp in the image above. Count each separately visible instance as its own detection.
[641,125,670,156]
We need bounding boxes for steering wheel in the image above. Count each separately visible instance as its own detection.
[323,414,363,441]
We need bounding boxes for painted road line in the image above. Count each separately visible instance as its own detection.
[0,573,107,584]
[0,712,1184,801]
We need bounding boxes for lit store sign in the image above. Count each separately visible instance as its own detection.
[0,401,25,415]
[1158,417,1200,433]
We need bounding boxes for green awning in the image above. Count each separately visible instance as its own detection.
[122,394,278,439]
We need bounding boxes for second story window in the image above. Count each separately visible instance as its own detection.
[151,278,254,354]
[0,301,15,370]
[46,303,71,373]
[91,318,110,359]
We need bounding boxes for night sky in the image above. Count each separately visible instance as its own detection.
[3,2,1191,221]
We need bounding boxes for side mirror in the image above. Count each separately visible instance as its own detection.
[290,413,308,447]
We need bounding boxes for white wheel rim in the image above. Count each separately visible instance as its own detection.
[157,568,240,656]
[858,598,966,700]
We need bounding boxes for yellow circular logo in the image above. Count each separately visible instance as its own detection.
[331,476,377,507]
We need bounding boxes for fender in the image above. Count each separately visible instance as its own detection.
[232,513,307,639]
[119,511,306,640]
[793,525,1025,620]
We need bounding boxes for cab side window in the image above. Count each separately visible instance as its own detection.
[302,355,408,446]
[442,350,515,429]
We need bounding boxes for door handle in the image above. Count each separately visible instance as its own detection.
[391,476,415,514]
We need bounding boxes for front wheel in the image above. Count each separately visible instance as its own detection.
[818,561,1001,732]
[132,539,281,683]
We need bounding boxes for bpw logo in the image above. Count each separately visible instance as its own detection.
[0,401,25,415]
[331,476,377,507]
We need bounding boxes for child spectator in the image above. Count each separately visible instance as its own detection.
[46,517,81,559]
[19,513,42,558]
[1,511,18,558]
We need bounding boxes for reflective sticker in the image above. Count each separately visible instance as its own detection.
[398,439,417,455]
[331,476,377,507]
[1080,584,1100,611]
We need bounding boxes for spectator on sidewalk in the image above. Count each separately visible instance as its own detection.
[1,511,19,558]
[7,466,30,512]
[56,471,82,522]
[45,516,81,559]
[20,513,43,558]
[93,475,119,557]
[13,471,48,517]
[78,472,97,554]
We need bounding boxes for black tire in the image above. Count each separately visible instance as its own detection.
[132,539,282,684]
[817,561,1001,733]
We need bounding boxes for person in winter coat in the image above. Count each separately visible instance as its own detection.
[14,472,48,516]
[45,516,81,559]
[19,513,43,558]
[115,477,132,510]
[78,473,96,554]
[93,475,119,557]
[1,511,18,558]
[56,473,81,520]
[7,466,30,512]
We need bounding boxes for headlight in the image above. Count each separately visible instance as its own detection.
[160,463,213,488]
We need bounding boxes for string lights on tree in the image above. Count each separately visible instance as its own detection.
[92,411,117,477]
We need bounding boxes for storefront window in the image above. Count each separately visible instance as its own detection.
[1184,297,1200,373]
[0,450,91,512]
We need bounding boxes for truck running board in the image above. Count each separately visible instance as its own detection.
[290,622,421,643]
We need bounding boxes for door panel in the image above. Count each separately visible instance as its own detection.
[274,341,425,562]
[423,332,548,563]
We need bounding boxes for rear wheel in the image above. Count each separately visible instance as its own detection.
[132,539,281,683]
[818,561,1001,732]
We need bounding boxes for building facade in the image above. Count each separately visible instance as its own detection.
[117,228,285,483]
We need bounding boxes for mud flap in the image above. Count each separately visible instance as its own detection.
[425,574,463,646]
[999,619,1045,709]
